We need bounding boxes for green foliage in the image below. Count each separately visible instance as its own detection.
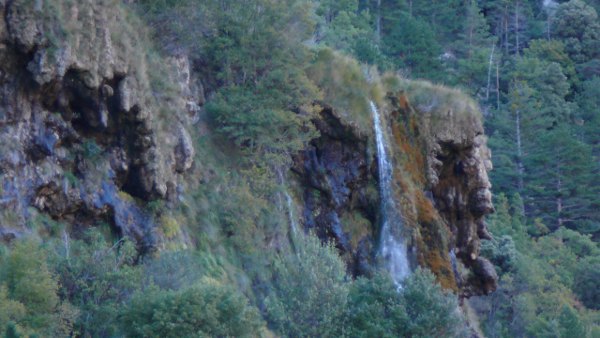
[524,39,579,90]
[573,255,600,309]
[577,77,600,155]
[559,305,587,337]
[402,269,468,337]
[142,250,226,291]
[0,287,26,334]
[345,270,468,338]
[344,273,408,337]
[265,232,349,337]
[4,322,22,338]
[159,214,180,239]
[51,229,142,337]
[207,84,318,165]
[121,278,264,338]
[0,240,76,337]
[553,0,600,63]
[306,48,374,134]
[479,202,600,337]
[383,12,444,80]
[4,0,600,336]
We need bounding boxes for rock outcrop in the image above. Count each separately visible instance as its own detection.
[0,1,198,249]
[293,84,497,296]
[389,85,498,296]
[292,104,378,276]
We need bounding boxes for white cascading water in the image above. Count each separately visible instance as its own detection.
[370,101,411,286]
[278,170,299,235]
[284,189,298,234]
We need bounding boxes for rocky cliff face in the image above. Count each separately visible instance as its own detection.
[292,104,378,276]
[293,86,497,297]
[0,1,198,249]
[0,1,496,296]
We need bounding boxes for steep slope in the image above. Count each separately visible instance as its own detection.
[0,1,496,298]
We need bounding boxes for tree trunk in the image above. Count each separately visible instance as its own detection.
[516,108,524,191]
[515,0,520,55]
[504,6,509,54]
[376,0,382,43]
[486,44,496,100]
[496,62,500,110]
[556,170,563,227]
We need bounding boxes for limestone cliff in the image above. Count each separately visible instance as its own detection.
[0,0,198,249]
[293,81,497,297]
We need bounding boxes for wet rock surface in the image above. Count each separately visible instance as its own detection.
[293,105,378,276]
[296,93,498,296]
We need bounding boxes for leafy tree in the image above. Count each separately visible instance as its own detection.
[344,269,469,337]
[0,240,76,337]
[121,278,264,337]
[265,232,349,337]
[573,255,600,309]
[524,39,579,91]
[552,0,600,63]
[525,125,598,233]
[558,305,586,338]
[402,269,468,337]
[576,77,600,155]
[51,230,142,337]
[410,0,465,40]
[199,0,320,165]
[4,323,22,338]
[343,273,408,337]
[0,287,25,335]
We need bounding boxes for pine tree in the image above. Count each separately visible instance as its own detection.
[558,305,586,338]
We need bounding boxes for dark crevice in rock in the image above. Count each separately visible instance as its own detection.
[293,105,377,276]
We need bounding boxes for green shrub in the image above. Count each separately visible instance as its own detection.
[265,232,349,337]
[344,273,408,337]
[121,278,264,337]
[0,240,76,337]
[51,229,141,337]
[344,269,468,338]
[402,269,468,337]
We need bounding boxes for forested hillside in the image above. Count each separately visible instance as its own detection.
[0,0,598,337]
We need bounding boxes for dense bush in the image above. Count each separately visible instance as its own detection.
[0,240,76,337]
[121,278,264,337]
[344,273,408,337]
[265,232,349,337]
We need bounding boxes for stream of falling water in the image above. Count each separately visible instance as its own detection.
[278,170,299,235]
[284,189,298,234]
[370,101,411,286]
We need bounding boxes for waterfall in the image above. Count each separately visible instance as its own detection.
[284,189,298,234]
[278,170,299,235]
[370,101,411,286]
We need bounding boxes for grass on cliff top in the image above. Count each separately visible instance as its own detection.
[306,48,482,138]
[382,74,482,120]
[307,48,386,137]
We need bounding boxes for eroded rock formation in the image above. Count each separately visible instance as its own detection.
[0,1,198,248]
[294,89,497,296]
[292,104,378,276]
